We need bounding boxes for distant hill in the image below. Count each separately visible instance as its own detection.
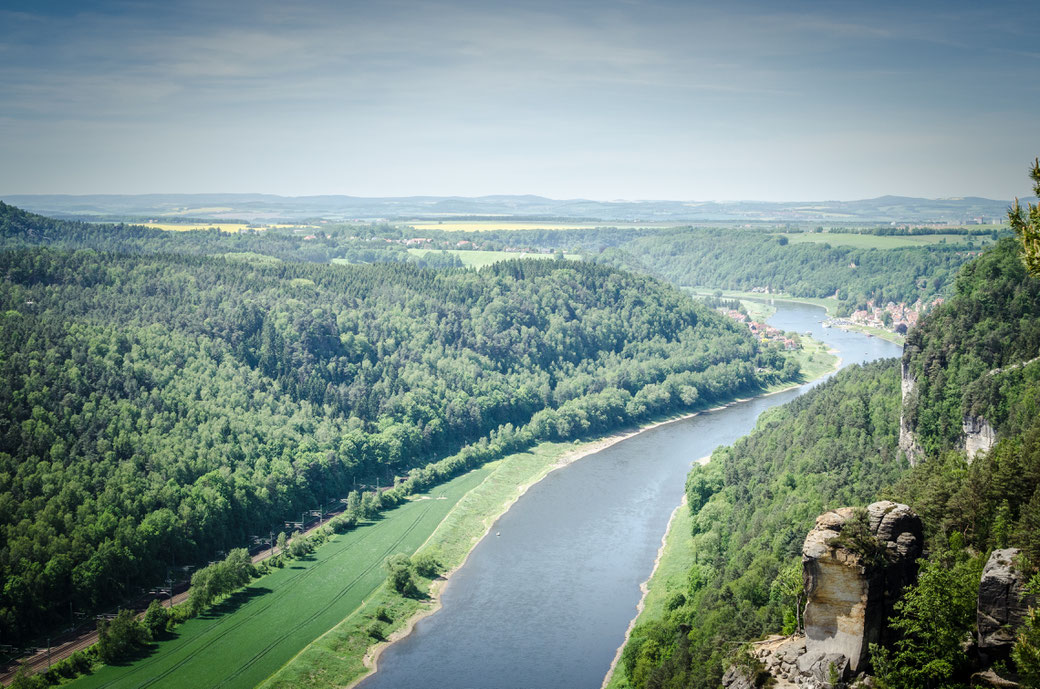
[1,193,1030,224]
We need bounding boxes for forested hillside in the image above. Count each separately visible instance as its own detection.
[903,237,1040,454]
[596,228,976,313]
[0,204,798,645]
[615,235,1040,689]
[618,360,904,689]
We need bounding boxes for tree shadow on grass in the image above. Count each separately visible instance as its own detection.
[107,643,161,666]
[198,586,273,619]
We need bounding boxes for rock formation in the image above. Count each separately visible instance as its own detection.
[801,501,923,674]
[723,501,922,688]
[978,548,1035,651]
[963,415,997,462]
[898,361,923,465]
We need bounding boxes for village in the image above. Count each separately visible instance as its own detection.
[824,297,941,335]
[721,308,801,350]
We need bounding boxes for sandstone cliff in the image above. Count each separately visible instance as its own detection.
[898,361,923,465]
[723,501,923,688]
[978,548,1035,652]
[963,415,997,462]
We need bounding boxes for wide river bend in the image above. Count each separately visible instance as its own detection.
[359,301,902,689]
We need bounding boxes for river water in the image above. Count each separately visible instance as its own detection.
[358,301,901,689]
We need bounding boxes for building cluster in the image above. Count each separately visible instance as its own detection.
[838,298,941,335]
[723,310,799,350]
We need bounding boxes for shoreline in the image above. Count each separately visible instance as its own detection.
[348,367,840,688]
[351,410,711,688]
[599,488,691,689]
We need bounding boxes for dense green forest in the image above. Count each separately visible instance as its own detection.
[617,236,1040,689]
[0,203,798,645]
[903,238,1040,453]
[595,227,977,313]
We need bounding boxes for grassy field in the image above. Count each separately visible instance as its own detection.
[737,298,775,322]
[66,466,495,689]
[406,248,582,268]
[136,222,255,233]
[779,231,994,249]
[794,337,840,381]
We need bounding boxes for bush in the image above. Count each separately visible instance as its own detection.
[413,550,443,578]
[9,665,47,689]
[97,609,148,663]
[375,606,393,623]
[142,598,170,638]
[367,621,386,640]
[665,592,686,611]
[288,530,312,558]
[384,554,420,597]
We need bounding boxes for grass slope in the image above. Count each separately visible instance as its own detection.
[66,466,493,689]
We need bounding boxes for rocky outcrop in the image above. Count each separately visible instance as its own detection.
[978,548,1035,650]
[725,634,877,689]
[724,502,922,689]
[898,361,923,465]
[963,415,997,462]
[802,501,923,674]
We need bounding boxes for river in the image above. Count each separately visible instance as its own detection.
[358,301,902,689]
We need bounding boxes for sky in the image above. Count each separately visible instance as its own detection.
[0,0,1038,201]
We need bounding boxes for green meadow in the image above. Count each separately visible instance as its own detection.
[66,466,493,689]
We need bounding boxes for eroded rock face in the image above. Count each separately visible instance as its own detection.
[802,501,923,674]
[963,415,997,462]
[723,503,922,689]
[898,361,923,466]
[978,548,1035,649]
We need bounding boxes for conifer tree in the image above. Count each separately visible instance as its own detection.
[1009,157,1040,277]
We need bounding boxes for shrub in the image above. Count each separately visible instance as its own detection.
[97,609,148,663]
[413,550,444,578]
[384,554,420,597]
[142,598,170,638]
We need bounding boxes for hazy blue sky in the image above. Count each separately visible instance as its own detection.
[1,0,1037,200]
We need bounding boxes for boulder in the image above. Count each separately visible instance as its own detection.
[970,668,1021,687]
[977,548,1035,649]
[802,501,923,673]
